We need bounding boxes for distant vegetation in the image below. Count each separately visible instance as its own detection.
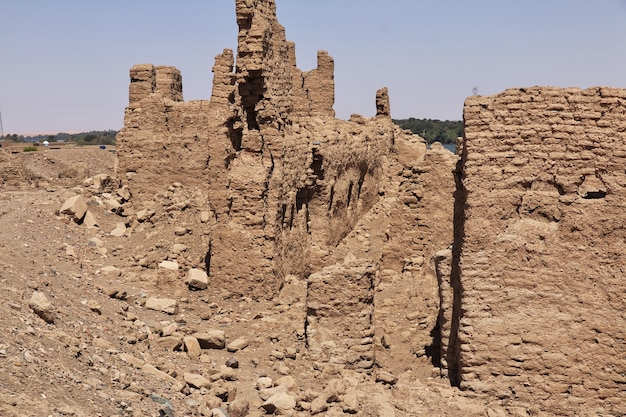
[392,118,463,145]
[1,130,118,146]
[2,121,463,147]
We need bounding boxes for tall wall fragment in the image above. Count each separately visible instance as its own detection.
[115,0,455,380]
[454,87,626,415]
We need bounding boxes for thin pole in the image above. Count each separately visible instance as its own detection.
[0,109,4,137]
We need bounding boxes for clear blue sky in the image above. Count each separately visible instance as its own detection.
[1,1,625,134]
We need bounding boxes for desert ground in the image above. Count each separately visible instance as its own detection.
[0,146,500,417]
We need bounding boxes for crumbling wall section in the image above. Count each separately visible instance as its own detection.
[117,64,211,203]
[456,87,626,415]
[376,142,457,375]
[306,260,377,370]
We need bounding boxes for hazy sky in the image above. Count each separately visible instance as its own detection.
[1,1,625,134]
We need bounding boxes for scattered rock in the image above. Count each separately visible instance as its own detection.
[172,243,188,254]
[226,337,249,352]
[110,223,127,237]
[60,195,87,223]
[152,336,183,351]
[142,364,184,392]
[145,298,179,315]
[102,196,121,211]
[225,356,239,369]
[200,211,211,223]
[261,392,296,415]
[28,291,55,323]
[228,399,249,417]
[83,210,98,227]
[101,265,122,277]
[184,372,211,389]
[275,376,296,390]
[375,370,398,385]
[310,396,328,415]
[174,227,190,236]
[186,268,209,290]
[118,353,145,369]
[159,260,180,271]
[85,299,102,314]
[193,330,226,349]
[256,377,273,390]
[183,336,202,360]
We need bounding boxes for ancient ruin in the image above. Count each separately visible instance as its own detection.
[116,0,457,381]
[0,0,617,415]
[113,0,626,414]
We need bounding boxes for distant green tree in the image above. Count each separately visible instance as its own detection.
[392,118,463,145]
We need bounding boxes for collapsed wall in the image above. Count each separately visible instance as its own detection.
[452,87,626,415]
[116,0,456,376]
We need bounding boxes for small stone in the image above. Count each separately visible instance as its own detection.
[174,227,189,236]
[29,291,55,324]
[159,260,180,271]
[261,392,296,415]
[342,389,360,414]
[88,237,104,247]
[101,265,122,277]
[256,376,273,390]
[118,353,145,368]
[110,223,126,237]
[86,300,102,314]
[275,376,296,390]
[161,322,179,336]
[55,405,76,416]
[152,336,183,351]
[211,408,229,417]
[184,372,211,389]
[186,268,208,290]
[226,337,249,352]
[183,336,202,360]
[375,370,398,385]
[136,209,151,222]
[171,243,188,254]
[145,298,179,315]
[83,210,98,227]
[193,330,226,349]
[228,398,249,417]
[60,195,87,223]
[225,356,239,369]
[200,211,211,223]
[104,198,122,213]
[310,396,328,415]
[258,386,287,401]
[116,185,131,201]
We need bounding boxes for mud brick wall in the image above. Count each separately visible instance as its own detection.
[306,260,376,370]
[117,64,211,199]
[456,87,626,415]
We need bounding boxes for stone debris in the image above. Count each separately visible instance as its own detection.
[159,260,180,271]
[226,337,249,352]
[186,268,209,290]
[184,372,211,389]
[183,336,202,359]
[101,265,122,277]
[145,298,179,315]
[193,330,226,350]
[28,291,55,323]
[110,222,127,237]
[60,195,88,223]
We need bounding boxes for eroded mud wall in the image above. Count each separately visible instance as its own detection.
[456,87,626,415]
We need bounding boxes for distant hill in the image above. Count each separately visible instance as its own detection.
[2,130,118,146]
[392,118,462,145]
